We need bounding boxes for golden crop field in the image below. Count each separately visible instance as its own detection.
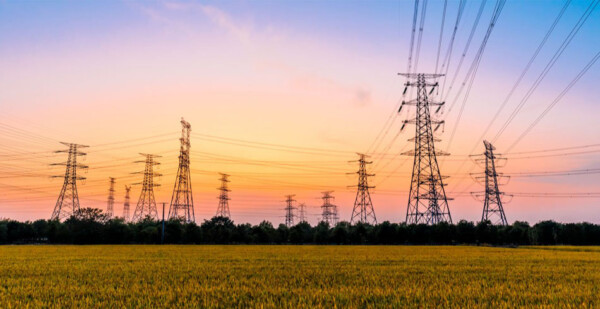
[0,246,599,308]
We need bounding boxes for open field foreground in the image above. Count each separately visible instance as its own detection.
[1,246,599,308]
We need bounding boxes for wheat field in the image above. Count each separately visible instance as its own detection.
[0,245,598,308]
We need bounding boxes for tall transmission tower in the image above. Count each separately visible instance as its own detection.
[400,73,453,225]
[320,191,338,226]
[123,185,131,221]
[132,153,161,221]
[50,142,89,221]
[106,177,115,218]
[298,203,307,223]
[169,118,195,222]
[284,194,296,227]
[216,173,231,218]
[471,140,509,225]
[349,153,377,224]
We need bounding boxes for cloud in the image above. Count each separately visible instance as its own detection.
[353,88,371,107]
[163,1,250,43]
[133,0,373,108]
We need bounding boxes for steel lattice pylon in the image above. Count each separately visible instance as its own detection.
[350,153,377,225]
[50,142,89,221]
[168,118,195,222]
[123,185,131,221]
[132,153,161,221]
[106,177,116,218]
[216,173,231,218]
[320,191,338,226]
[400,73,452,225]
[472,140,508,225]
[298,203,307,223]
[284,194,296,227]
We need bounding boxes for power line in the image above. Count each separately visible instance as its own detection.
[506,49,600,152]
[441,0,488,100]
[492,0,599,143]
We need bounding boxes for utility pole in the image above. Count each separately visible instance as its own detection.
[298,203,307,223]
[400,73,452,225]
[349,153,377,225]
[471,140,509,225]
[284,194,296,227]
[320,191,338,226]
[50,142,88,221]
[169,118,195,223]
[123,185,131,221]
[132,153,161,221]
[106,177,115,218]
[215,173,231,218]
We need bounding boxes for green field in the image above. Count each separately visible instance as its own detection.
[0,246,599,308]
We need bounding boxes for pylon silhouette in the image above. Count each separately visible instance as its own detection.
[298,203,307,223]
[50,142,89,221]
[123,185,131,221]
[471,140,509,225]
[349,153,377,224]
[132,153,161,221]
[400,73,452,224]
[284,194,296,227]
[320,191,338,226]
[216,173,231,218]
[106,177,115,218]
[169,118,194,222]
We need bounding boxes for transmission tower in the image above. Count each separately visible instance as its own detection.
[169,118,195,222]
[320,191,338,226]
[106,177,115,218]
[350,153,377,224]
[400,73,452,225]
[50,142,89,221]
[216,173,231,218]
[298,203,307,223]
[132,153,161,221]
[284,194,296,227]
[123,185,131,221]
[471,140,509,225]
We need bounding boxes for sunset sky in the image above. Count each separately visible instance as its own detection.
[1,0,599,224]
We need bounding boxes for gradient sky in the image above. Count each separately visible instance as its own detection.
[1,0,599,224]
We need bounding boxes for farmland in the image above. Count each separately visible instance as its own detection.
[0,246,599,307]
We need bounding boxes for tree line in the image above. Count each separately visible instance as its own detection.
[1,208,600,245]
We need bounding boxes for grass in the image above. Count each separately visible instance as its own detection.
[0,245,599,308]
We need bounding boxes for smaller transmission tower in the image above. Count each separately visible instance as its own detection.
[320,191,338,226]
[169,118,195,222]
[350,153,377,224]
[298,203,307,223]
[106,177,116,218]
[471,140,509,225]
[216,173,231,218]
[50,142,89,221]
[284,194,297,227]
[123,185,131,221]
[132,153,161,221]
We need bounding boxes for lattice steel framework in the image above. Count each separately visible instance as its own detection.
[298,203,307,223]
[472,140,508,225]
[216,173,231,218]
[50,142,89,221]
[169,118,195,222]
[400,73,452,224]
[320,191,338,226]
[123,185,131,221]
[106,177,115,218]
[132,153,161,221]
[350,153,377,224]
[284,194,296,227]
